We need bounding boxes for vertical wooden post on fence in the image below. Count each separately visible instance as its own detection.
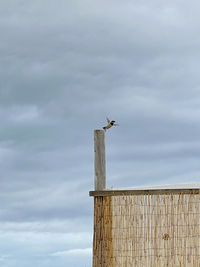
[94,129,106,190]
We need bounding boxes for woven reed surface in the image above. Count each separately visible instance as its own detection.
[93,191,200,267]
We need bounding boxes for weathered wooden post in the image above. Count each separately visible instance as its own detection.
[94,129,106,190]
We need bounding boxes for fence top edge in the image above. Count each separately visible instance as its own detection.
[89,188,200,196]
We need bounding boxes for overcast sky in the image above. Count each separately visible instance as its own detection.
[1,0,200,266]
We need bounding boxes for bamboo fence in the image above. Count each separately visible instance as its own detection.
[92,190,200,267]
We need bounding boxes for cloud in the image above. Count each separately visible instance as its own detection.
[1,0,200,266]
[0,221,92,267]
[51,248,92,257]
[9,106,40,123]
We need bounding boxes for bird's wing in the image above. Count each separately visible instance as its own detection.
[106,117,110,123]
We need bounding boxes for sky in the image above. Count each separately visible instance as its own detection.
[1,0,200,266]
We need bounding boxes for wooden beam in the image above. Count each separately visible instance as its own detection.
[89,188,200,196]
[94,130,106,190]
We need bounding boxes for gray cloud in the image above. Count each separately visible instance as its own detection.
[1,0,200,266]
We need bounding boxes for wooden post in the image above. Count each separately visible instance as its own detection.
[94,130,106,190]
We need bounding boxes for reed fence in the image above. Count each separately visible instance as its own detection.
[92,190,200,267]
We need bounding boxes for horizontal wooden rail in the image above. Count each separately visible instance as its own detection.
[90,188,200,196]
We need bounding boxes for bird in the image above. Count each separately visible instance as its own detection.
[103,117,119,131]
